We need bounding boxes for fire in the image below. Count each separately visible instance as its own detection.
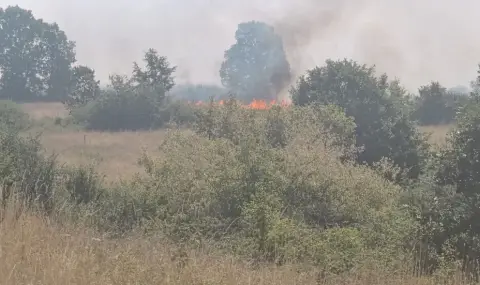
[188,99,291,110]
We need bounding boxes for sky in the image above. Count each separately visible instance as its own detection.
[1,0,480,92]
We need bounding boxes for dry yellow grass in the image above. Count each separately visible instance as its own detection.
[39,130,167,182]
[19,102,166,181]
[0,206,466,285]
[20,102,68,119]
[420,124,453,146]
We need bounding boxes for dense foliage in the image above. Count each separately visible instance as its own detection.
[220,21,291,102]
[290,59,429,180]
[413,81,468,125]
[0,6,75,101]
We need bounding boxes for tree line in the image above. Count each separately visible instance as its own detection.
[1,5,467,126]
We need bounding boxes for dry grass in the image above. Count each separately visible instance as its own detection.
[0,205,466,285]
[19,102,167,181]
[419,124,453,147]
[39,130,167,182]
[20,102,68,119]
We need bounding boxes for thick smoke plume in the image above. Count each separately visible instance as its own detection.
[3,0,480,93]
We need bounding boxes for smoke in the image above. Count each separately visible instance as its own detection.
[2,0,480,92]
[273,0,480,92]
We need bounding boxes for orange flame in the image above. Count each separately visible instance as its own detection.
[189,99,291,110]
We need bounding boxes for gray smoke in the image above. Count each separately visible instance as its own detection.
[2,0,480,93]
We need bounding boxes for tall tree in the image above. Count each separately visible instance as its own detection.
[291,59,429,181]
[63,65,100,111]
[41,22,77,101]
[132,48,176,101]
[414,82,456,125]
[0,6,75,101]
[220,21,291,102]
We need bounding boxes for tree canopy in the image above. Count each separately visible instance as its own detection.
[219,21,291,102]
[291,59,429,180]
[0,6,76,101]
[132,48,177,102]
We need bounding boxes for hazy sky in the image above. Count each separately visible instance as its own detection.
[1,0,480,92]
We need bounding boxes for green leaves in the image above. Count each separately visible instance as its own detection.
[63,65,100,111]
[413,81,465,125]
[67,49,178,131]
[0,6,75,101]
[132,48,177,101]
[291,59,429,181]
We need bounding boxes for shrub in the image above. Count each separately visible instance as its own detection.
[63,65,101,112]
[61,164,105,205]
[75,89,166,131]
[0,100,31,131]
[0,124,57,213]
[413,82,468,125]
[193,97,357,154]
[130,104,415,270]
[163,100,198,126]
[418,95,480,274]
[290,59,429,181]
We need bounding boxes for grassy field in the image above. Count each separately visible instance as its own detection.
[0,205,463,285]
[21,102,68,120]
[419,124,452,146]
[39,130,166,182]
[21,103,167,181]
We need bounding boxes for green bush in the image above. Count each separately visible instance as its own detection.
[193,98,357,154]
[291,59,429,181]
[0,124,57,213]
[71,88,204,131]
[61,164,105,205]
[413,82,468,125]
[73,89,167,131]
[0,100,31,131]
[416,95,480,274]
[164,100,198,126]
[127,104,415,270]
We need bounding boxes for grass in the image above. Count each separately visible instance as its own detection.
[419,124,453,147]
[0,206,319,284]
[20,102,68,120]
[0,204,468,285]
[19,103,165,182]
[39,130,167,182]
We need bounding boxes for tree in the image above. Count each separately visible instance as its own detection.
[219,21,291,102]
[0,6,76,101]
[41,22,76,101]
[63,65,100,111]
[427,91,480,274]
[291,59,429,181]
[414,82,458,125]
[108,74,133,93]
[132,48,176,101]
